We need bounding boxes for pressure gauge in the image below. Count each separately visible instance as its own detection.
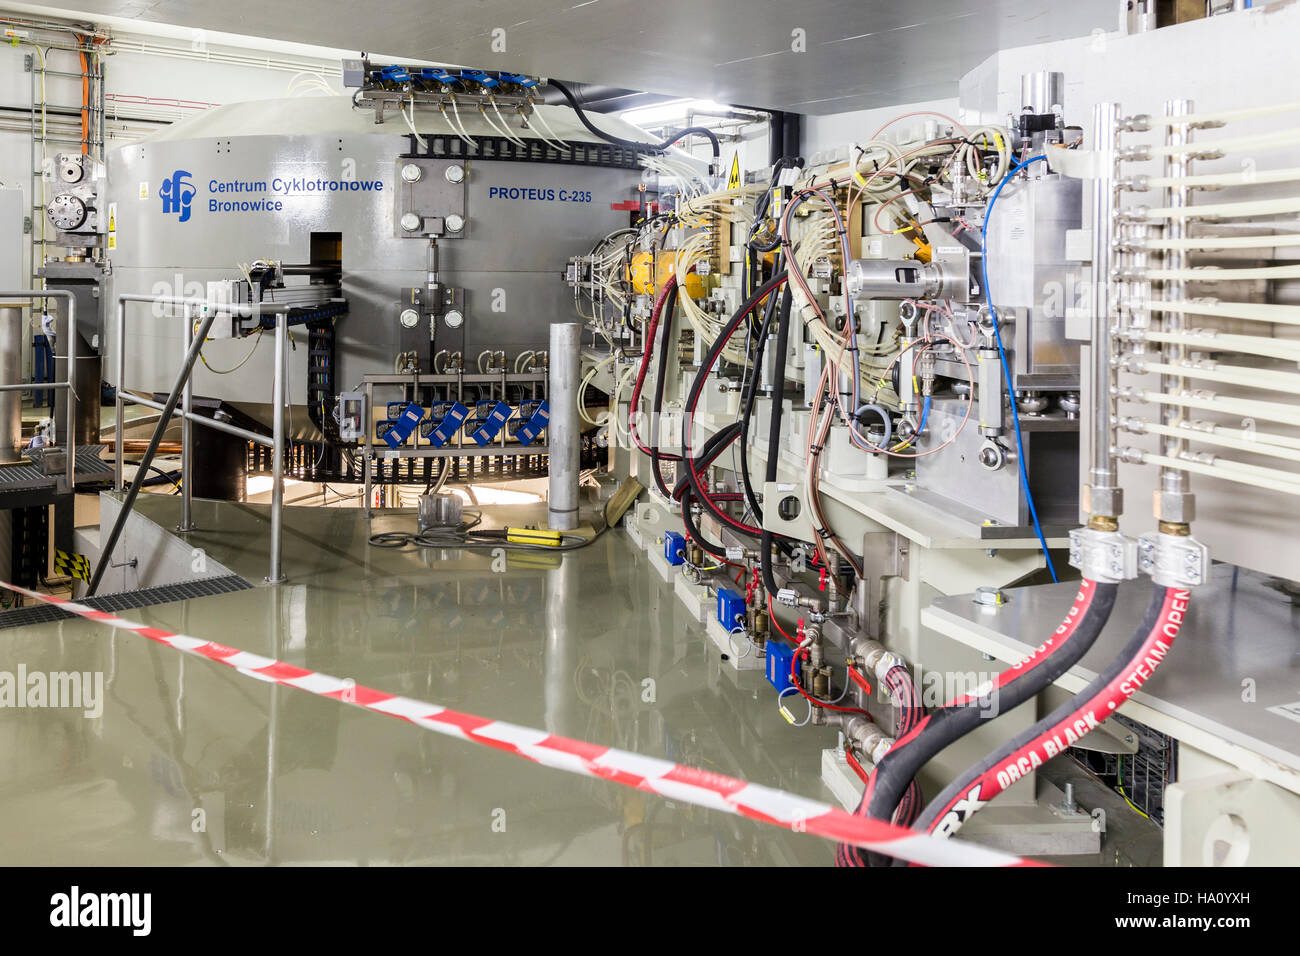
[401,163,423,183]
[445,213,465,233]
[444,163,465,184]
[399,308,420,329]
[46,194,89,231]
[444,309,464,329]
[400,212,423,232]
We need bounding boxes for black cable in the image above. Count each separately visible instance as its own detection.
[680,273,788,537]
[912,584,1170,840]
[843,581,1120,866]
[547,79,720,171]
[649,284,681,497]
[737,253,784,524]
[759,285,794,595]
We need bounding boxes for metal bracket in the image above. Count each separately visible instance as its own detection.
[1137,531,1209,589]
[1068,526,1139,583]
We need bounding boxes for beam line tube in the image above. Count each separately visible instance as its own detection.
[547,322,581,531]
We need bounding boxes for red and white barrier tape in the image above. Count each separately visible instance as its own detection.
[2,581,1037,867]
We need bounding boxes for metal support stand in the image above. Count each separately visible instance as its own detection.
[88,306,219,596]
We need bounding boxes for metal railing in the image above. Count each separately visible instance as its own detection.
[0,289,76,491]
[110,293,290,586]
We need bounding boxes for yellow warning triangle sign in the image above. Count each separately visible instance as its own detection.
[726,153,741,190]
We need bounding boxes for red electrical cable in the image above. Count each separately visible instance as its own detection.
[766,594,796,644]
[627,276,678,457]
[790,646,871,716]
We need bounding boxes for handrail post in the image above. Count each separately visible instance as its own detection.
[114,296,125,491]
[267,310,287,584]
[178,303,196,532]
[64,291,76,491]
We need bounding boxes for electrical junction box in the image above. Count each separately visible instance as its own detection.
[337,391,365,442]
[717,588,746,631]
[382,402,425,448]
[429,402,469,447]
[766,639,796,694]
[515,400,549,445]
[663,531,685,566]
[469,401,512,446]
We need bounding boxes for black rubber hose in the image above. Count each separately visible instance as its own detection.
[845,580,1120,866]
[673,423,744,560]
[912,584,1172,841]
[737,256,783,523]
[547,79,720,169]
[679,273,788,537]
[672,421,742,501]
[649,284,681,497]
[680,488,728,559]
[759,286,795,595]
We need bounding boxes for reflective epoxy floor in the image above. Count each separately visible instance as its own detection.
[0,496,835,866]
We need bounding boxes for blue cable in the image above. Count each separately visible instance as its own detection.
[981,155,1058,582]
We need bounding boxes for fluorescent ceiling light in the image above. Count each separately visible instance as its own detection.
[621,98,733,128]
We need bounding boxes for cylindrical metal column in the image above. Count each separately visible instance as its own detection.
[0,307,22,462]
[268,313,287,583]
[1085,102,1122,520]
[179,306,196,531]
[547,322,581,531]
[114,298,125,490]
[1158,99,1194,521]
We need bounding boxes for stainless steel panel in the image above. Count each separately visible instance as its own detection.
[927,565,1300,781]
[105,101,638,424]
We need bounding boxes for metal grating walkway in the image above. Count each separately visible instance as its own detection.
[0,574,254,630]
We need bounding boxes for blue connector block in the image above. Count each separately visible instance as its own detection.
[766,639,796,694]
[386,401,408,420]
[429,402,469,447]
[664,531,686,567]
[469,401,513,446]
[497,71,538,88]
[459,69,498,88]
[515,400,550,446]
[423,68,458,84]
[383,402,425,449]
[379,66,410,82]
[717,588,746,631]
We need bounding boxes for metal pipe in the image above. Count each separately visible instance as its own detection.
[179,305,196,532]
[114,296,125,490]
[1159,98,1192,511]
[547,322,581,531]
[267,314,287,584]
[87,305,218,596]
[1085,104,1122,520]
[117,393,273,447]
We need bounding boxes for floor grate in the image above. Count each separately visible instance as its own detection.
[0,575,254,630]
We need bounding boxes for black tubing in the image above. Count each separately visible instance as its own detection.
[649,284,681,497]
[737,254,784,523]
[547,79,720,169]
[843,580,1120,866]
[914,584,1174,839]
[759,286,794,596]
[680,273,788,537]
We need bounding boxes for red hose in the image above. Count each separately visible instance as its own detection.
[628,277,678,457]
[923,587,1190,841]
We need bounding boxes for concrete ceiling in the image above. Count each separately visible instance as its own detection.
[52,0,1117,114]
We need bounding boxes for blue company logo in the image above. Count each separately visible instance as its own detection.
[160,169,196,222]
